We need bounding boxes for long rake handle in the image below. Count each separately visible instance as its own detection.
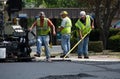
[63,30,91,59]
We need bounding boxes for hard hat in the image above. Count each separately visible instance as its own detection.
[39,11,45,17]
[80,11,86,17]
[60,11,68,15]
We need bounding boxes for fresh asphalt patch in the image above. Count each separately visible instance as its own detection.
[38,73,96,79]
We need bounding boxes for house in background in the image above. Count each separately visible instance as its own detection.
[111,10,120,28]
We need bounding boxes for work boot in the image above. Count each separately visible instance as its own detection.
[78,56,82,58]
[34,54,40,57]
[46,58,52,62]
[60,54,69,58]
[50,55,56,58]
[84,56,89,59]
[84,54,89,59]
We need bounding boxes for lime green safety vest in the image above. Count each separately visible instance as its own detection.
[61,17,72,34]
[75,15,91,36]
[36,18,50,35]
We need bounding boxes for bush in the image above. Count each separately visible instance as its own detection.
[117,32,120,35]
[89,29,100,41]
[109,28,120,37]
[108,35,120,51]
[88,41,103,52]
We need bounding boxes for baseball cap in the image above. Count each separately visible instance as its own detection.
[39,11,45,17]
[80,11,86,17]
[60,11,68,15]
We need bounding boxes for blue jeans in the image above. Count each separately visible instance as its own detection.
[61,34,71,54]
[77,35,89,56]
[36,35,50,59]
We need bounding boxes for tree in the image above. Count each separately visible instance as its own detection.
[44,0,80,8]
[23,0,43,8]
[94,0,120,49]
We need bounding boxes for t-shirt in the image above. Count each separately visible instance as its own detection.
[61,17,68,27]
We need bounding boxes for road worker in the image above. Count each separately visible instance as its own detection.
[75,11,94,59]
[29,11,56,61]
[57,11,72,58]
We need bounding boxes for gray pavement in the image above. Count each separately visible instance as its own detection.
[0,60,120,79]
[0,45,120,79]
[31,45,120,62]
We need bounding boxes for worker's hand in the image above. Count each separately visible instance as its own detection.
[80,35,82,39]
[53,31,56,36]
[57,26,64,32]
[29,27,32,31]
[78,30,82,39]
[57,26,61,32]
[91,25,94,29]
[57,28,60,32]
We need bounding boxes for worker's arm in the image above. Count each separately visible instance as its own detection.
[29,21,37,31]
[78,30,82,39]
[91,21,94,29]
[48,19,56,35]
[90,16,94,29]
[57,18,66,32]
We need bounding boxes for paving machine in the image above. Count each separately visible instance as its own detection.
[0,1,36,61]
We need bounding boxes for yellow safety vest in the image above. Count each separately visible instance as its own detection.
[75,15,91,36]
[61,17,72,34]
[36,18,50,35]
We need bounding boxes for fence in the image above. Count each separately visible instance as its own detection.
[19,8,86,18]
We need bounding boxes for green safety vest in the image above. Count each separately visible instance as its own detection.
[75,15,91,36]
[61,17,72,34]
[36,18,50,35]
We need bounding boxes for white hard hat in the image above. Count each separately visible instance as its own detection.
[80,11,86,17]
[39,11,45,17]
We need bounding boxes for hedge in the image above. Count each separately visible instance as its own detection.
[108,28,120,37]
[108,35,120,51]
[88,41,103,52]
[89,29,100,41]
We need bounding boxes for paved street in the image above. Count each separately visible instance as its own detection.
[0,46,120,79]
[0,60,120,79]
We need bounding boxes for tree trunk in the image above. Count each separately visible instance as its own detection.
[95,0,120,49]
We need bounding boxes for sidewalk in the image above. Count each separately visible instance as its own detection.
[31,46,120,62]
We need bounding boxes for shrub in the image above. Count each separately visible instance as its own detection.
[89,29,100,41]
[108,35,120,51]
[117,32,120,35]
[109,28,120,37]
[88,41,103,52]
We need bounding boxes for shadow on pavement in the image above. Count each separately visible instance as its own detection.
[39,73,96,79]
